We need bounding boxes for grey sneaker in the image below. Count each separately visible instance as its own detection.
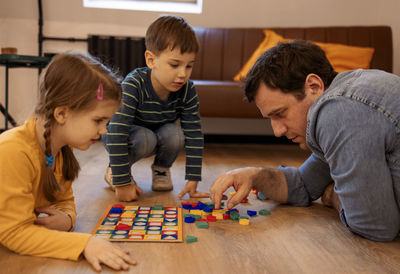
[151,164,173,191]
[104,166,115,191]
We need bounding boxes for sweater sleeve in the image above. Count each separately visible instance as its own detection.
[180,81,204,181]
[106,72,140,186]
[0,144,90,261]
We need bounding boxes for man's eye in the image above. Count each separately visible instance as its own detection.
[170,64,179,68]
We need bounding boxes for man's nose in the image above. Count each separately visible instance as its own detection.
[270,119,287,138]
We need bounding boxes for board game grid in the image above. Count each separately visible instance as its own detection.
[91,204,183,242]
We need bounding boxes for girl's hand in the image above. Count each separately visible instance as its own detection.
[178,180,209,198]
[34,206,72,231]
[83,236,136,272]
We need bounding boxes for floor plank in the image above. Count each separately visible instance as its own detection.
[0,141,399,274]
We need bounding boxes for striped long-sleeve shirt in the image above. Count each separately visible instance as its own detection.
[106,67,204,186]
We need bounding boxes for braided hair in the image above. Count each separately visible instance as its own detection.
[35,52,121,201]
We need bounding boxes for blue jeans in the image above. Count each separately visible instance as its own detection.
[120,123,184,169]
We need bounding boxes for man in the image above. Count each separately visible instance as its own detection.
[210,40,400,242]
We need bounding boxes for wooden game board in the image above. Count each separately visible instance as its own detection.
[91,204,183,242]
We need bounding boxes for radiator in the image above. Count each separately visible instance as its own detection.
[88,35,146,78]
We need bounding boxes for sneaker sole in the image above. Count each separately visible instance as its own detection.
[152,185,173,192]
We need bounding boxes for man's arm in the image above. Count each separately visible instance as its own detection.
[210,167,288,209]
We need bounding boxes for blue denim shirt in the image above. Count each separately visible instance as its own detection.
[279,69,400,241]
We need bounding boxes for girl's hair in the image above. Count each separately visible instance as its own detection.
[35,52,122,202]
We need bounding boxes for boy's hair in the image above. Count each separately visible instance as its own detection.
[35,52,122,202]
[145,15,199,55]
[245,40,338,102]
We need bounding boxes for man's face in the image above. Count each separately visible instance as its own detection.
[254,81,320,150]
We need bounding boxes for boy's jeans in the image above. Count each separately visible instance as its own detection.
[125,123,185,168]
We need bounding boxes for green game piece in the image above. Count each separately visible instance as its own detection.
[239,216,249,219]
[205,201,214,207]
[186,235,198,243]
[192,214,202,220]
[220,201,225,206]
[153,205,164,210]
[196,221,209,228]
[259,209,271,216]
[230,211,240,220]
[184,213,192,218]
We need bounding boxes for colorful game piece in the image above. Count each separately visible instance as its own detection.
[239,219,250,225]
[196,221,209,228]
[259,209,271,215]
[186,235,198,243]
[92,204,183,242]
[247,210,257,217]
[184,216,195,223]
[206,215,217,222]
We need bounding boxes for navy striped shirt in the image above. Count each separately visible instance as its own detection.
[106,67,204,186]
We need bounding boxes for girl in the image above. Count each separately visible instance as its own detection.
[0,53,136,272]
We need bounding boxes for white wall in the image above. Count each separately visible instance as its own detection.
[1,0,399,133]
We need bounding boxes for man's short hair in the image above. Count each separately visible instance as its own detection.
[145,15,199,55]
[245,40,338,102]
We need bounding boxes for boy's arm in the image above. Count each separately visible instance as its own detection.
[179,81,204,183]
[106,71,141,186]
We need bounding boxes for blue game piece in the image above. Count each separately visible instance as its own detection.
[184,216,195,223]
[257,192,268,200]
[109,207,123,214]
[247,210,257,217]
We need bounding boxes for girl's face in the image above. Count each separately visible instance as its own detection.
[56,99,119,151]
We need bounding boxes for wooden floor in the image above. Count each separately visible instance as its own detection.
[1,142,399,273]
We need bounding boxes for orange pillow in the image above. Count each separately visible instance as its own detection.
[233,30,375,82]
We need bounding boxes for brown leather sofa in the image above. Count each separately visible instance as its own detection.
[191,26,393,119]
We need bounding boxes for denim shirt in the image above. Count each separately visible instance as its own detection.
[279,69,400,241]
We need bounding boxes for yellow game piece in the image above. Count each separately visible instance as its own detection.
[229,192,236,197]
[190,209,202,215]
[239,219,250,225]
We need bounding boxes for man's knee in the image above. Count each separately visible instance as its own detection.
[342,210,399,242]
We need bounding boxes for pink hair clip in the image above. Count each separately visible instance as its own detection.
[97,83,103,100]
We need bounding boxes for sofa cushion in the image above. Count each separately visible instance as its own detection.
[234,30,375,82]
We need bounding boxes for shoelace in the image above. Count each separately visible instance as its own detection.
[155,170,167,176]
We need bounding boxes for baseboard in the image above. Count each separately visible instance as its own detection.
[204,134,293,144]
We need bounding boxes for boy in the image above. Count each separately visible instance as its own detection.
[103,15,209,202]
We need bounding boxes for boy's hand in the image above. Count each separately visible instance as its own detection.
[34,206,72,231]
[178,180,209,198]
[83,236,136,272]
[115,182,143,202]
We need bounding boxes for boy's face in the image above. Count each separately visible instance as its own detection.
[146,47,196,95]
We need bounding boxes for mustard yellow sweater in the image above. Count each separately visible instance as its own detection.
[0,117,91,260]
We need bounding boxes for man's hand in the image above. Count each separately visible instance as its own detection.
[115,182,143,202]
[178,180,209,198]
[34,206,72,231]
[210,167,261,209]
[83,236,136,272]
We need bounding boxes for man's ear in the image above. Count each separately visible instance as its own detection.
[145,50,156,69]
[305,74,325,96]
[53,106,69,125]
